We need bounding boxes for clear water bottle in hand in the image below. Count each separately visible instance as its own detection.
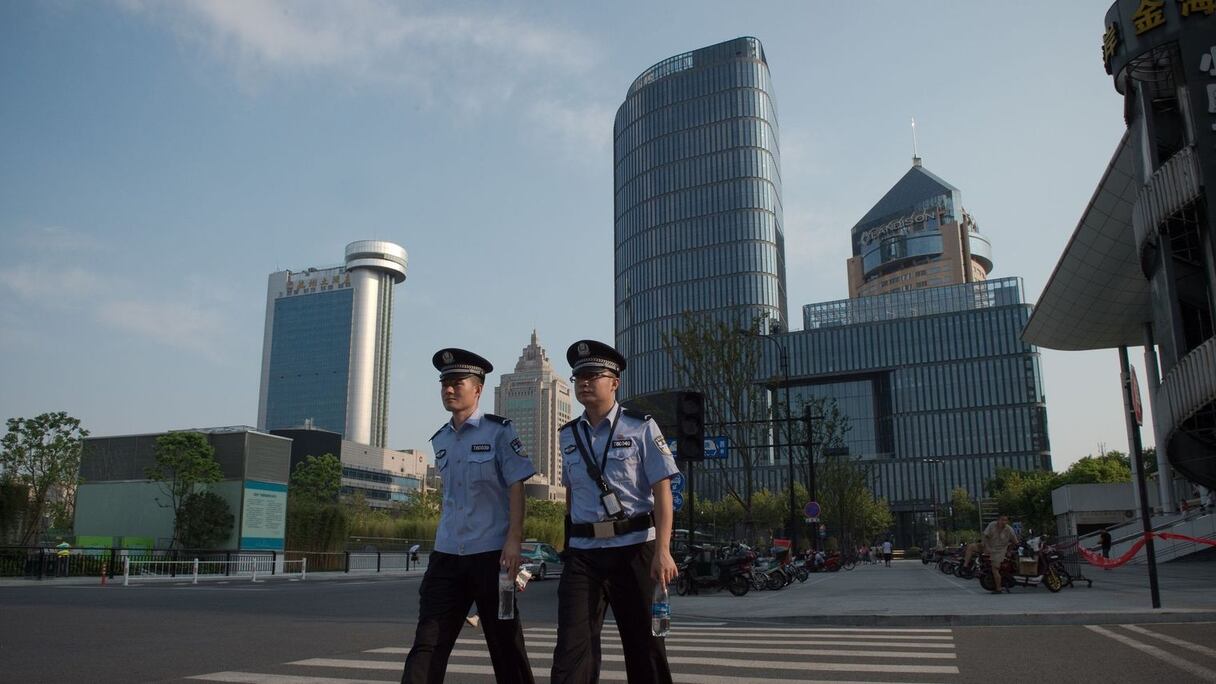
[497,568,515,620]
[651,581,670,637]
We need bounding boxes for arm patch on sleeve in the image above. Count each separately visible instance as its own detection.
[654,435,672,456]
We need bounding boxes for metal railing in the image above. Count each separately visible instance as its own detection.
[122,557,308,585]
[2,546,430,580]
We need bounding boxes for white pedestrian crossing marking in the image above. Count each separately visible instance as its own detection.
[1119,624,1216,659]
[189,625,962,683]
[1086,625,1216,682]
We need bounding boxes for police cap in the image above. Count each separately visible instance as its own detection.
[432,348,493,380]
[566,339,626,377]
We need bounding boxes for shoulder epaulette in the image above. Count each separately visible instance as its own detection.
[429,425,446,441]
[559,418,579,431]
[621,408,651,422]
[485,413,511,425]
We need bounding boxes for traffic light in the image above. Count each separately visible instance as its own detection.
[675,391,705,461]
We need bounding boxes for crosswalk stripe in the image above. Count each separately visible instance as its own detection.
[441,663,955,684]
[448,638,955,659]
[523,626,952,635]
[369,635,957,652]
[1120,625,1216,659]
[1085,625,1216,681]
[291,653,959,675]
[522,627,953,640]
[188,673,388,683]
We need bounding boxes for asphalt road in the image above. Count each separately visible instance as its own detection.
[3,575,1215,683]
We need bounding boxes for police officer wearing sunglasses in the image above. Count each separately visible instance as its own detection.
[401,349,537,684]
[550,340,678,684]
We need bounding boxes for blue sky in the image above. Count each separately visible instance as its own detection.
[0,1,1145,472]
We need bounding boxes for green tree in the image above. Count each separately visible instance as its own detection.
[0,475,29,544]
[948,487,979,532]
[1059,452,1132,485]
[145,432,223,548]
[0,412,89,545]
[986,468,1058,534]
[816,451,891,549]
[661,311,783,536]
[290,454,342,503]
[176,491,235,548]
[391,486,443,520]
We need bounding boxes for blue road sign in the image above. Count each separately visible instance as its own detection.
[672,491,685,511]
[804,501,820,518]
[670,472,685,494]
[670,436,728,459]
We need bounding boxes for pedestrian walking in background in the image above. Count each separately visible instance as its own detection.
[881,539,892,567]
[55,539,71,577]
[1099,529,1112,559]
[401,349,537,684]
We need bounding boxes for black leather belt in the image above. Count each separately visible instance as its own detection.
[570,513,655,540]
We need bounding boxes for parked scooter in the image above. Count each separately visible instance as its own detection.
[676,544,752,597]
[979,542,1063,592]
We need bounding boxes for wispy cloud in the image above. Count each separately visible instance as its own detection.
[98,297,230,361]
[528,97,615,158]
[0,229,236,362]
[12,225,110,254]
[120,0,601,114]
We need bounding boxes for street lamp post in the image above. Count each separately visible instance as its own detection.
[922,458,943,548]
[740,324,797,553]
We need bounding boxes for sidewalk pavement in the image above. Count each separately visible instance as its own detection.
[6,557,1213,627]
[669,558,1216,626]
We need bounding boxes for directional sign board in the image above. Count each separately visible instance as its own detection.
[670,436,729,460]
[670,472,685,494]
[672,491,685,512]
[804,501,821,518]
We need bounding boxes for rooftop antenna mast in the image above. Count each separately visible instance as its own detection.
[911,117,922,167]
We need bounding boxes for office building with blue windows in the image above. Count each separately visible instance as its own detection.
[704,160,1052,546]
[256,241,407,447]
[615,36,787,403]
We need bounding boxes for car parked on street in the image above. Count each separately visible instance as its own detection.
[520,541,562,581]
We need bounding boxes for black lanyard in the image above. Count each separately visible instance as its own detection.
[570,407,621,495]
[579,408,620,472]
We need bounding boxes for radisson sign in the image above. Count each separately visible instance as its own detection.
[859,208,939,245]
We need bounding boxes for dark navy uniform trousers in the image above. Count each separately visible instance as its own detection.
[550,540,673,684]
[401,550,534,684]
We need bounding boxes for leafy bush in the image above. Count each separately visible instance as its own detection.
[904,545,921,559]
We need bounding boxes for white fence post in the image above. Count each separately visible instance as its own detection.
[123,557,130,587]
[251,560,258,583]
[193,558,199,585]
[301,557,307,581]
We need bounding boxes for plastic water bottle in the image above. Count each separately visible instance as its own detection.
[497,568,515,620]
[651,582,670,637]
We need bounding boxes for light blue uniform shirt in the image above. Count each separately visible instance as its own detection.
[433,409,536,555]
[560,403,679,550]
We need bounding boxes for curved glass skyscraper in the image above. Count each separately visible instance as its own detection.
[614,37,787,401]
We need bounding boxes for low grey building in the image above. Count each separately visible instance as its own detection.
[75,426,291,550]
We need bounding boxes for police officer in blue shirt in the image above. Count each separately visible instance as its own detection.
[551,340,679,684]
[401,348,537,684]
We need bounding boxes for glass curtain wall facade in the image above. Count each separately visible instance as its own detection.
[699,278,1052,546]
[614,36,787,402]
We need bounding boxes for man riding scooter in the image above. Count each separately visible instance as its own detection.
[981,514,1019,594]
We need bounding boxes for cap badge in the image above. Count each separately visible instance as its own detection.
[577,342,589,357]
[442,351,454,364]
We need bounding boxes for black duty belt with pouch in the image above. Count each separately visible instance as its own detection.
[570,512,656,540]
